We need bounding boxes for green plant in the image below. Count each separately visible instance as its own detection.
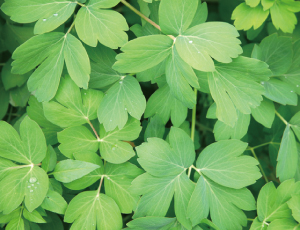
[0,0,300,229]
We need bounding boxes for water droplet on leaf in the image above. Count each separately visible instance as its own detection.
[30,190,33,193]
[189,41,193,44]
[43,19,47,22]
[29,177,37,183]
[53,13,58,16]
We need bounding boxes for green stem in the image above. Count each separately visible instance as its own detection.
[247,218,255,222]
[76,1,85,7]
[188,89,197,178]
[97,175,104,195]
[87,119,101,141]
[249,148,269,183]
[0,63,5,66]
[275,110,288,125]
[65,19,76,35]
[120,0,175,40]
[247,141,280,151]
[196,121,213,133]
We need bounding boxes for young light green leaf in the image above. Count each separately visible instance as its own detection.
[104,162,143,213]
[159,0,198,35]
[267,218,299,230]
[23,208,46,223]
[1,0,76,34]
[246,0,261,7]
[144,115,165,140]
[189,2,208,28]
[113,35,173,73]
[232,3,269,31]
[43,76,103,128]
[0,166,49,213]
[144,85,188,127]
[207,56,271,126]
[175,22,242,72]
[0,116,46,164]
[12,33,90,102]
[166,46,198,108]
[75,3,128,48]
[42,145,57,173]
[99,117,142,163]
[196,139,261,189]
[41,190,68,215]
[249,217,267,230]
[64,191,122,230]
[98,76,146,131]
[52,159,100,183]
[277,126,298,182]
[127,217,177,230]
[251,97,275,128]
[136,127,195,177]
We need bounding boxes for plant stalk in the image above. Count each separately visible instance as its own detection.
[249,148,269,183]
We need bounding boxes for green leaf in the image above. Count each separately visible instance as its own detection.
[251,97,275,128]
[207,56,271,126]
[214,110,250,141]
[270,0,300,33]
[52,159,100,183]
[23,209,46,223]
[249,217,267,230]
[166,46,198,108]
[189,2,208,28]
[127,217,177,230]
[0,116,46,164]
[27,96,62,145]
[287,194,300,222]
[43,76,103,128]
[175,22,242,72]
[75,4,128,48]
[257,180,296,223]
[232,3,269,31]
[144,85,188,127]
[246,0,261,7]
[196,139,261,189]
[144,115,165,140]
[64,191,122,230]
[268,219,299,230]
[98,75,146,131]
[5,217,24,230]
[113,35,173,73]
[277,125,298,181]
[104,162,143,213]
[1,0,76,34]
[41,190,68,215]
[136,127,195,177]
[42,145,57,172]
[159,0,198,35]
[12,33,90,102]
[99,117,142,163]
[88,0,121,8]
[0,84,9,120]
[258,34,293,76]
[187,176,256,229]
[0,166,49,213]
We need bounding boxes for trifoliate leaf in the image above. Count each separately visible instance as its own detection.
[270,0,300,33]
[41,190,68,215]
[232,3,269,31]
[75,2,128,48]
[0,166,49,213]
[87,44,122,89]
[64,191,122,230]
[104,162,143,213]
[214,110,250,141]
[207,56,271,126]
[0,116,46,164]
[257,180,296,223]
[159,0,198,35]
[166,46,198,108]
[251,97,275,128]
[187,176,256,229]
[11,33,90,102]
[144,85,188,127]
[136,127,195,177]
[196,139,261,189]
[175,22,242,72]
[52,159,100,183]
[1,0,76,34]
[277,125,298,181]
[43,76,103,128]
[99,117,142,163]
[113,35,173,73]
[98,76,146,131]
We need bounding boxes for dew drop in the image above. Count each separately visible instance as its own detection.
[31,184,34,186]
[261,81,264,85]
[27,186,31,188]
[53,13,58,16]
[297,85,299,87]
[110,119,112,122]
[84,93,86,95]
[197,51,200,53]
[125,108,127,110]
[107,177,110,180]
[189,40,193,44]
[35,187,37,189]
[112,147,115,151]
[291,91,294,93]
[29,177,37,183]
[37,182,39,185]
[30,190,33,193]
[119,81,123,84]
[43,19,47,22]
